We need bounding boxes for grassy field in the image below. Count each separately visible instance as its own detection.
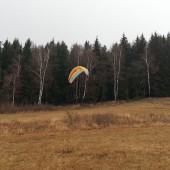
[0,98,170,170]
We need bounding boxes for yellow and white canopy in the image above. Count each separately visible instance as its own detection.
[68,66,89,83]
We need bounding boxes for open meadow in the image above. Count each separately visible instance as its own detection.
[0,98,170,170]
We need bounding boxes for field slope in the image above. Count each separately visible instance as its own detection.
[0,98,170,170]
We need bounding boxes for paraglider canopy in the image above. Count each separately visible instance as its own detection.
[68,66,89,83]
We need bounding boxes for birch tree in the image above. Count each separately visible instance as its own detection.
[110,43,122,101]
[3,55,21,105]
[11,55,21,105]
[70,44,83,103]
[81,47,95,102]
[31,45,51,104]
[144,44,151,97]
[143,44,158,97]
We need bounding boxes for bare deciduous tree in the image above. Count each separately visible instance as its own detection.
[145,44,151,97]
[81,48,95,103]
[70,44,83,103]
[31,46,51,104]
[110,43,122,101]
[3,55,21,105]
[70,44,96,103]
[143,44,158,97]
[12,55,21,105]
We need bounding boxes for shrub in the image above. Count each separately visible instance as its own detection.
[63,112,80,127]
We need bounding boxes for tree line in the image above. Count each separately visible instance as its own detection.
[0,32,170,105]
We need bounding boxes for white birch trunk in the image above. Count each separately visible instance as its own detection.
[31,46,50,104]
[111,44,122,101]
[113,49,117,101]
[12,79,16,106]
[75,47,81,103]
[116,46,122,99]
[12,55,21,106]
[82,59,92,103]
[145,45,151,97]
[38,81,44,104]
[82,76,89,102]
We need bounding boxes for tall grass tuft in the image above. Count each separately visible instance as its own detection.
[0,119,53,135]
[63,112,80,127]
[62,112,170,129]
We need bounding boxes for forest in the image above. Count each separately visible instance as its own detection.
[0,32,170,105]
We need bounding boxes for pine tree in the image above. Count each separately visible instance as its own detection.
[119,34,132,100]
[92,37,102,102]
[92,38,110,101]
[46,41,69,104]
[130,35,147,98]
[0,40,15,102]
[12,39,22,55]
[84,41,91,50]
[19,39,36,104]
[148,33,169,96]
[1,40,13,76]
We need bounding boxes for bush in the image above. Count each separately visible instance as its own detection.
[62,112,140,128]
[63,112,80,127]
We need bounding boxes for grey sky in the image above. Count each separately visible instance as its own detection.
[1,0,170,48]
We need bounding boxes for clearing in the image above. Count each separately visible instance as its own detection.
[0,98,170,170]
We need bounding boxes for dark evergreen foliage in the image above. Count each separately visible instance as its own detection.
[45,41,69,104]
[19,39,36,104]
[0,33,170,105]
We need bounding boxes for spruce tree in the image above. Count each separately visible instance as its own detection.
[92,37,102,102]
[130,35,147,98]
[92,38,111,101]
[148,33,168,96]
[1,40,13,75]
[12,39,22,55]
[0,40,15,102]
[119,34,132,100]
[46,41,69,104]
[19,39,36,104]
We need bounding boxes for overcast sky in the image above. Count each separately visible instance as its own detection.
[1,0,170,48]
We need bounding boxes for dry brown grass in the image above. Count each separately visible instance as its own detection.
[0,98,170,169]
[0,104,57,114]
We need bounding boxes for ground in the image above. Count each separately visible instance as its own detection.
[0,98,170,170]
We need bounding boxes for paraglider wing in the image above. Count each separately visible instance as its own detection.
[68,66,89,83]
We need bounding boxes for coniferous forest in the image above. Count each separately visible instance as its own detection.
[0,32,170,105]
